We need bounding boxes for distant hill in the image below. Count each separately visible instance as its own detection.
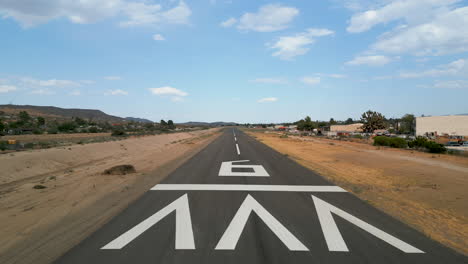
[125,117,154,123]
[0,104,130,123]
[178,121,238,127]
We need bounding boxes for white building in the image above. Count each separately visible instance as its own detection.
[416,115,468,137]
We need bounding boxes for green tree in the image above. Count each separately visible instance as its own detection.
[160,120,168,127]
[345,118,354,124]
[399,114,415,134]
[0,119,5,134]
[167,120,175,129]
[74,117,87,126]
[296,116,315,131]
[37,117,45,126]
[19,111,31,123]
[58,122,77,132]
[329,118,337,125]
[360,110,387,133]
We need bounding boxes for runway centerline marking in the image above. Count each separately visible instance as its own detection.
[151,184,347,192]
[235,143,240,155]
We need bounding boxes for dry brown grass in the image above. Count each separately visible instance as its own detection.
[247,130,468,255]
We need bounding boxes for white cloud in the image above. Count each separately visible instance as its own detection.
[433,80,468,89]
[21,77,81,87]
[236,4,299,32]
[0,85,17,93]
[347,0,460,33]
[269,28,334,60]
[153,34,165,41]
[149,86,188,97]
[346,55,392,66]
[104,76,122,80]
[347,1,468,56]
[258,97,278,103]
[372,6,468,55]
[0,0,123,28]
[0,0,191,28]
[301,77,321,85]
[105,89,128,95]
[120,1,191,27]
[400,58,468,78]
[220,17,237,27]
[31,88,54,95]
[250,78,287,84]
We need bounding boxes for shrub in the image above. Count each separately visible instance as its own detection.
[373,136,390,146]
[388,137,407,148]
[352,134,363,139]
[0,141,7,151]
[33,129,43,135]
[280,134,288,138]
[88,126,99,133]
[47,127,58,134]
[24,142,34,149]
[38,142,51,148]
[424,141,446,153]
[408,137,428,148]
[374,136,407,148]
[33,184,47,189]
[58,122,77,132]
[111,130,126,136]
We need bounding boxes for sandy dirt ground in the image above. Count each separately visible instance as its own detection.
[247,130,468,255]
[0,128,221,264]
[1,132,112,142]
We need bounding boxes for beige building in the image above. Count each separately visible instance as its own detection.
[330,123,363,132]
[416,115,468,137]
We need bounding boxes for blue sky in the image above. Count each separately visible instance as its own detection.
[1,0,467,123]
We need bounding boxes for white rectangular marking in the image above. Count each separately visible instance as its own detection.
[234,136,237,142]
[151,184,347,192]
[236,143,240,155]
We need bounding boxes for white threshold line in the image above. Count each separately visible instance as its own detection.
[151,184,347,193]
[236,143,240,155]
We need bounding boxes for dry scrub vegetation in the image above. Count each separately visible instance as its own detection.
[247,130,468,255]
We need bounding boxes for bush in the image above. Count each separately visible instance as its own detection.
[374,136,407,148]
[424,141,446,153]
[47,127,58,134]
[88,126,99,133]
[0,141,7,151]
[33,129,43,135]
[24,142,34,149]
[111,130,126,136]
[408,137,428,148]
[352,134,363,139]
[58,122,77,133]
[388,137,407,148]
[373,136,390,146]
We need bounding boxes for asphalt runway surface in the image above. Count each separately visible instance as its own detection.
[55,128,467,264]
